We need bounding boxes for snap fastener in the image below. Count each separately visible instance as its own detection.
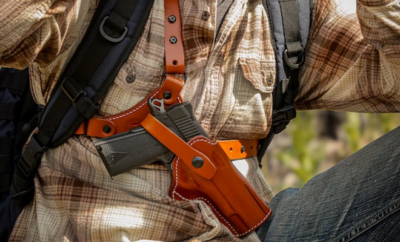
[163,91,172,100]
[202,11,210,20]
[267,79,273,86]
[168,15,176,23]
[169,36,178,44]
[192,156,204,168]
[103,125,112,134]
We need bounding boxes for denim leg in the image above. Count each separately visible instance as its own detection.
[256,126,400,242]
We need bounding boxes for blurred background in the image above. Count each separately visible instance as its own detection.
[261,110,400,194]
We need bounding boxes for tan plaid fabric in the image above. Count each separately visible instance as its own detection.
[1,0,399,241]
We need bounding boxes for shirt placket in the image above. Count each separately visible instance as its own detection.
[202,0,246,138]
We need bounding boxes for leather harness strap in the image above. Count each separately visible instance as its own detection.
[75,75,184,138]
[76,0,186,137]
[75,0,259,161]
[164,0,185,74]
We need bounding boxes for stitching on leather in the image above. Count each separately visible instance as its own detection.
[171,138,271,237]
[108,91,160,120]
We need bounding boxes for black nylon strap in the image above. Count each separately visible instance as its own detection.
[95,0,153,101]
[258,0,305,164]
[37,0,149,148]
[12,0,155,207]
[74,0,139,82]
[61,77,99,119]
[283,72,299,104]
[113,0,140,20]
[278,0,302,105]
[0,156,13,174]
[0,102,18,120]
[0,137,14,154]
[0,173,12,192]
[279,0,302,55]
[0,70,29,96]
[104,0,140,36]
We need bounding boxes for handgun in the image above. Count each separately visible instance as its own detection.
[94,98,208,176]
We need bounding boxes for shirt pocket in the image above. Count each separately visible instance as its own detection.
[238,57,275,93]
[98,58,164,116]
[216,57,275,140]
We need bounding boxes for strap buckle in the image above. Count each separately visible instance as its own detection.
[19,135,47,178]
[272,105,296,134]
[283,49,304,69]
[61,77,99,119]
[99,16,128,43]
[61,77,87,105]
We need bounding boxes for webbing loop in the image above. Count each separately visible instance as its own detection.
[100,16,128,43]
[18,136,47,178]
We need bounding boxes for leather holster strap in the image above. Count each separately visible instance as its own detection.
[75,75,184,138]
[76,0,185,137]
[217,139,259,160]
[165,0,185,74]
[141,113,217,179]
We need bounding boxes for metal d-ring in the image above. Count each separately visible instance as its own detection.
[283,49,304,69]
[99,16,128,43]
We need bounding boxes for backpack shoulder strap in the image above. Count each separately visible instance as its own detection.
[11,0,155,206]
[0,68,30,193]
[258,0,314,162]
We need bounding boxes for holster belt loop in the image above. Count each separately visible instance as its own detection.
[217,139,259,160]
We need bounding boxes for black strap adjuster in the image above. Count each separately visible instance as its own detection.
[61,77,99,119]
[19,135,47,178]
[61,77,87,104]
[272,105,296,134]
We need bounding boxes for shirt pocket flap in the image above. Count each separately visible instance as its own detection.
[239,57,275,93]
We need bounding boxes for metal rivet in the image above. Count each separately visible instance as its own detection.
[241,145,245,154]
[126,74,135,83]
[192,156,204,168]
[202,11,210,20]
[169,36,178,44]
[267,79,273,86]
[103,125,112,134]
[168,15,176,23]
[163,91,172,100]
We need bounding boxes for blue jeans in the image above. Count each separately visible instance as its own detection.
[256,126,400,241]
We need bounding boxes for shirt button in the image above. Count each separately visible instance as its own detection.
[202,11,211,20]
[126,75,135,83]
[126,67,136,83]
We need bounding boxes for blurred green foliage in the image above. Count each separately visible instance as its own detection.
[345,113,399,153]
[275,111,326,186]
[270,111,400,190]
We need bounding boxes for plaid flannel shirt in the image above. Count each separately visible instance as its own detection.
[1,0,399,241]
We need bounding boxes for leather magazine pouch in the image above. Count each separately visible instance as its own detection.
[169,136,272,237]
